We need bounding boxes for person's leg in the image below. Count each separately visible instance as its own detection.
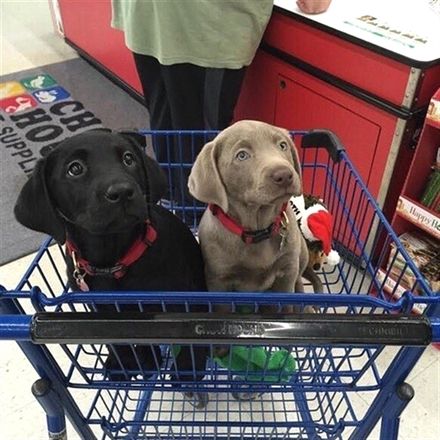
[159,64,206,222]
[132,52,179,203]
[132,53,173,167]
[160,63,205,131]
[158,64,246,224]
[132,52,171,131]
[204,67,247,130]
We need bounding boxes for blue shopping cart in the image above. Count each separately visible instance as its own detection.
[1,130,439,440]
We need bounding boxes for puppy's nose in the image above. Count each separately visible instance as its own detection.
[270,167,293,187]
[104,182,135,203]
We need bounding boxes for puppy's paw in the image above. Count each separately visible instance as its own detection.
[182,391,210,409]
[231,378,264,401]
[104,350,131,381]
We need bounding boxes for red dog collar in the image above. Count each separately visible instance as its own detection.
[208,203,289,244]
[66,221,157,290]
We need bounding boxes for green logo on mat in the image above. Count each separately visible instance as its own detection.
[21,74,57,91]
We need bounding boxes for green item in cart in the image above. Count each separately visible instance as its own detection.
[171,344,297,382]
[214,345,297,382]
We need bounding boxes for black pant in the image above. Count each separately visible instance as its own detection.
[133,53,245,211]
[133,53,246,132]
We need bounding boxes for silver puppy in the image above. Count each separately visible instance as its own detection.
[188,120,309,306]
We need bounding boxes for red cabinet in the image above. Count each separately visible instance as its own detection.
[263,11,415,108]
[274,66,384,195]
[57,0,142,95]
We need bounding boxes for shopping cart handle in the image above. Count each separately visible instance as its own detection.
[1,312,438,346]
[301,130,345,163]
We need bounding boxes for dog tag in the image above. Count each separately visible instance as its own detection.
[71,251,90,291]
[279,211,290,251]
[73,267,89,292]
[279,230,288,251]
[77,277,90,292]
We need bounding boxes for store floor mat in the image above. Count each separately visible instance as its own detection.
[0,58,150,266]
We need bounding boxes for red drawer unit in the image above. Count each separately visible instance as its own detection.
[263,12,413,109]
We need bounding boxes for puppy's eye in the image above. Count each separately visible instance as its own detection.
[235,150,250,161]
[123,151,136,167]
[67,160,85,177]
[279,141,289,151]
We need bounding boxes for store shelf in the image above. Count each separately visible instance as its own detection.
[376,269,426,315]
[387,89,439,313]
[396,195,440,240]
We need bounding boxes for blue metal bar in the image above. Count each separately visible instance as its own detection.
[2,301,439,346]
[0,298,96,440]
[0,314,32,340]
[15,236,53,291]
[292,389,320,439]
[16,288,437,311]
[349,346,425,440]
[32,378,67,440]
[380,383,414,440]
[350,301,440,439]
[128,385,155,438]
[432,317,440,343]
[339,151,432,295]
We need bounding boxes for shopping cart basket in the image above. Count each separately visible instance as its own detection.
[1,130,439,440]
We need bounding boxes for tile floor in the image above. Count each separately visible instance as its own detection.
[1,1,439,439]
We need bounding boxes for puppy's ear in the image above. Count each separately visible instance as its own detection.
[290,142,302,187]
[142,152,168,204]
[282,130,303,195]
[119,131,167,204]
[14,157,66,244]
[188,140,228,211]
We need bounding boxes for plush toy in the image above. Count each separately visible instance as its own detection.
[290,194,340,270]
[172,326,297,391]
[214,345,296,383]
[213,305,297,389]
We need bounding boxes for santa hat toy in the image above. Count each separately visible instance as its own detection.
[291,195,340,266]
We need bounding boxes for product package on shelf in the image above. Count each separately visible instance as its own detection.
[387,231,440,294]
[420,147,440,212]
[427,90,440,128]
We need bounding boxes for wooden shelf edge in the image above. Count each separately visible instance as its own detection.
[396,195,440,241]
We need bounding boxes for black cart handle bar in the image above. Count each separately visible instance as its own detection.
[1,313,439,346]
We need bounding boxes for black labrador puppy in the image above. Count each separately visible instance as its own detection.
[14,129,208,405]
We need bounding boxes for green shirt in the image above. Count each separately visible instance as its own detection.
[111,0,274,69]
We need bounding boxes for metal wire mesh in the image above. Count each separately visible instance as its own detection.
[1,131,435,439]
